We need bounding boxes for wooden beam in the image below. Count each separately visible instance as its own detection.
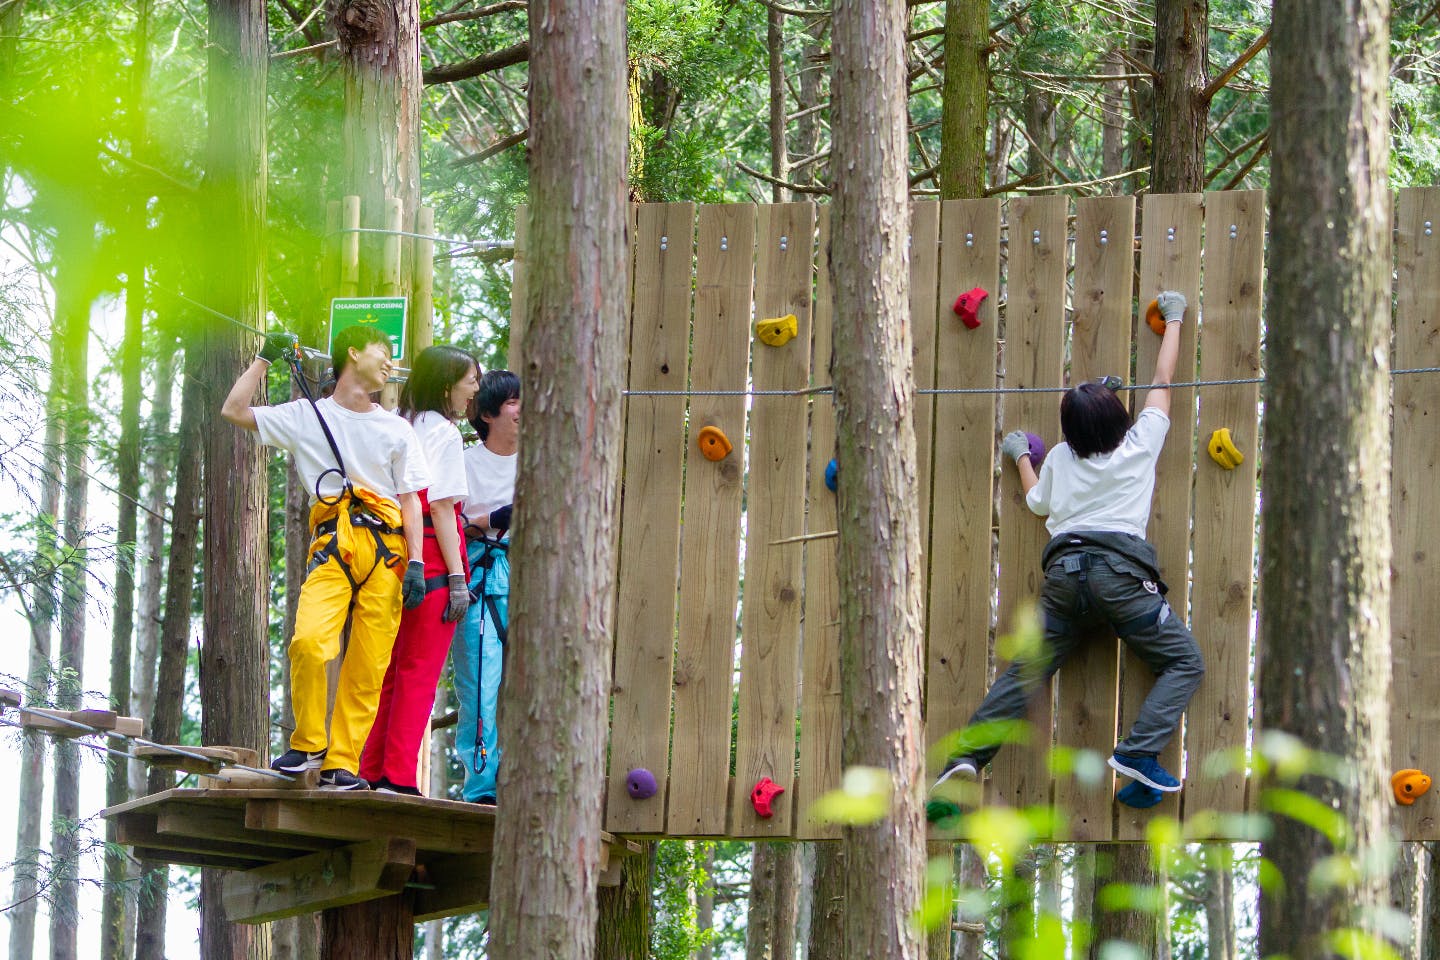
[222,838,417,924]
[132,846,271,871]
[115,813,310,865]
[155,805,340,853]
[198,768,319,790]
[133,745,260,775]
[411,853,492,922]
[19,707,144,738]
[0,688,20,713]
[245,797,496,854]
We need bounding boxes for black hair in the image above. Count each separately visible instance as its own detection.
[470,369,520,441]
[1059,381,1132,458]
[399,345,477,422]
[331,325,392,380]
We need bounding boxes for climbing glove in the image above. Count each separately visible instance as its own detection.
[402,560,427,609]
[443,574,469,623]
[258,332,298,365]
[1156,291,1187,324]
[489,504,512,534]
[1000,430,1031,464]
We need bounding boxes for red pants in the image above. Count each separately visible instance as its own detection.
[359,501,466,789]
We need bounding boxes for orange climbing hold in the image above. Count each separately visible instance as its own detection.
[696,425,733,461]
[1144,299,1166,336]
[1392,769,1432,806]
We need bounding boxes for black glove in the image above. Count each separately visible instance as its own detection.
[489,504,512,534]
[258,332,298,365]
[443,574,470,623]
[402,560,427,609]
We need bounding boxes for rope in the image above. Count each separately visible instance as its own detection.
[626,367,1440,399]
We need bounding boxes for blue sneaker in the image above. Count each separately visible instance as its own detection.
[1108,752,1181,792]
[1116,780,1164,809]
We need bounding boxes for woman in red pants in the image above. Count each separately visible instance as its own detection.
[360,345,479,794]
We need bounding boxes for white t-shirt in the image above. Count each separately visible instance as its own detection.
[463,440,517,535]
[254,396,431,507]
[409,410,468,503]
[1026,406,1170,539]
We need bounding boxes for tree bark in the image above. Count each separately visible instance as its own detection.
[1100,48,1126,187]
[321,896,413,959]
[1150,0,1209,193]
[1422,843,1440,959]
[767,7,789,202]
[831,0,925,957]
[8,255,66,960]
[1071,846,1095,958]
[200,0,270,955]
[133,337,206,960]
[1260,0,1393,955]
[938,0,987,198]
[50,219,95,960]
[805,841,846,960]
[954,845,984,960]
[103,9,151,950]
[1091,843,1160,958]
[485,0,628,953]
[1201,845,1235,960]
[794,20,826,190]
[1393,843,1421,960]
[696,844,717,960]
[597,841,655,960]
[924,842,953,960]
[748,843,779,960]
[331,0,422,294]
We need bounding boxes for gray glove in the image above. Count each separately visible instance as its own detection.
[1000,430,1031,463]
[442,574,469,623]
[402,560,426,609]
[258,332,298,365]
[1156,291,1187,324]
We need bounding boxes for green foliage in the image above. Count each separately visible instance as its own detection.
[653,840,716,959]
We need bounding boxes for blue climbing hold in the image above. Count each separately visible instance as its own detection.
[825,458,838,492]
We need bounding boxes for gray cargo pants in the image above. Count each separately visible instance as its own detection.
[964,547,1204,769]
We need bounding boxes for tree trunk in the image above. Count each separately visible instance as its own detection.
[331,0,422,295]
[1127,33,1154,194]
[748,843,779,960]
[1150,0,1209,193]
[321,896,413,959]
[831,0,925,957]
[1260,0,1393,955]
[597,841,655,960]
[1091,843,1159,958]
[130,336,176,800]
[1071,846,1095,957]
[805,841,846,960]
[1422,843,1440,959]
[1100,48,1126,186]
[794,20,826,191]
[200,1,269,956]
[1021,88,1055,182]
[50,222,95,960]
[954,845,985,960]
[696,844,717,960]
[1201,845,1236,960]
[938,0,988,198]
[1393,844,1423,959]
[133,337,206,960]
[485,0,628,953]
[8,261,66,960]
[924,842,953,960]
[767,7,788,202]
[103,12,151,949]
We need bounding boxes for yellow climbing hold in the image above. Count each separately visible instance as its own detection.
[1207,428,1244,470]
[696,425,733,462]
[755,314,798,347]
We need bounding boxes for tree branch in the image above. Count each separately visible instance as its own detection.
[423,40,529,84]
[422,0,527,29]
[1201,26,1270,103]
[735,160,831,195]
[451,128,529,167]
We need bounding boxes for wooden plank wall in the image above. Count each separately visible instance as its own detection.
[593,189,1440,842]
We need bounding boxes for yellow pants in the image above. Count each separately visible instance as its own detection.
[289,524,406,773]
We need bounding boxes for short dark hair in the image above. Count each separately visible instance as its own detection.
[470,369,519,440]
[399,345,477,422]
[1060,381,1131,458]
[331,325,392,380]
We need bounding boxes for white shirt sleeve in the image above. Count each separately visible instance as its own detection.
[252,398,310,454]
[1130,407,1171,455]
[424,426,468,502]
[1025,450,1056,517]
[392,423,433,496]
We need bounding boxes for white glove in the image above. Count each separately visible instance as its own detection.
[1156,291,1186,324]
[1000,430,1030,463]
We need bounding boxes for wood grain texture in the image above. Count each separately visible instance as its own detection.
[1184,190,1263,825]
[730,203,815,837]
[605,203,695,833]
[667,204,755,837]
[991,195,1068,813]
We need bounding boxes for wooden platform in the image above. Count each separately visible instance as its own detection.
[103,788,637,923]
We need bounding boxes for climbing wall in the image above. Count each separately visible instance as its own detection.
[509,188,1440,842]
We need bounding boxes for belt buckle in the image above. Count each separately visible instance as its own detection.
[1062,555,1086,574]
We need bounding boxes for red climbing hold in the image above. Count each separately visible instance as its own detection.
[953,287,988,330]
[750,777,785,818]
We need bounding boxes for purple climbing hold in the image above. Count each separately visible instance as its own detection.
[626,767,658,800]
[1025,432,1047,470]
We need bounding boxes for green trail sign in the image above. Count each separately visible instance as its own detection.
[329,297,408,361]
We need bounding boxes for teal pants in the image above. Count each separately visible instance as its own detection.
[453,538,508,802]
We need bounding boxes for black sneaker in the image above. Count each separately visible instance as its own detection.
[318,769,369,791]
[271,748,326,773]
[932,755,979,791]
[372,777,421,797]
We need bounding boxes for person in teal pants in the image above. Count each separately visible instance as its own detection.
[455,370,519,803]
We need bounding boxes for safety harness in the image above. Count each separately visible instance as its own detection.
[468,533,509,776]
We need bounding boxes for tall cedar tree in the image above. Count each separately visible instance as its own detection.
[199,0,270,955]
[485,0,629,954]
[1260,0,1394,954]
[830,0,926,959]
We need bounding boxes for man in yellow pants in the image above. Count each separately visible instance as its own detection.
[222,325,430,789]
